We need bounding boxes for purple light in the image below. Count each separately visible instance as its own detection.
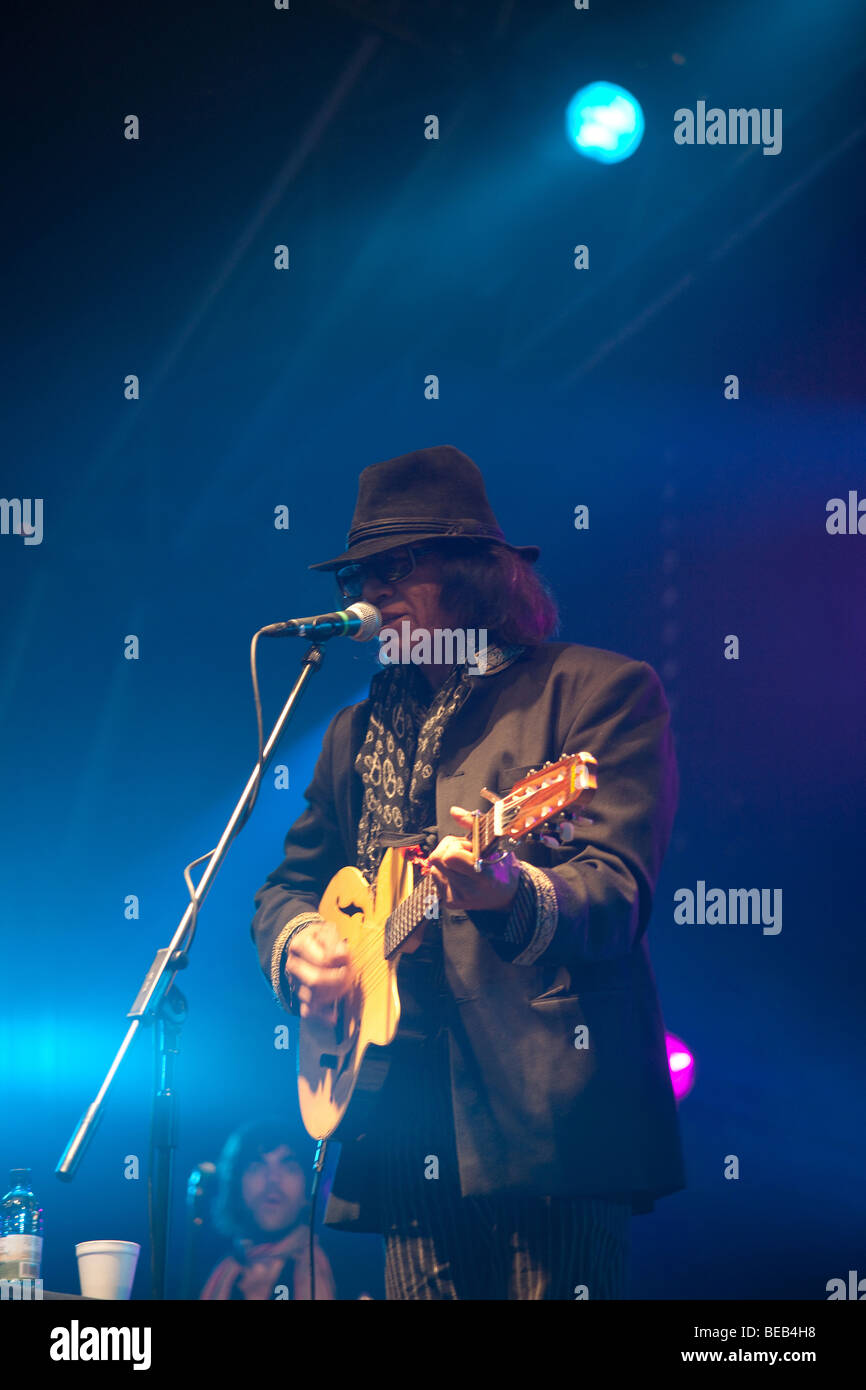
[666,1032,695,1102]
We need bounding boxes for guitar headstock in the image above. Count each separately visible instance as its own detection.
[496,751,598,845]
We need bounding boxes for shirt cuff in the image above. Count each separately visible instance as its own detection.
[269,910,327,1016]
[508,862,559,966]
[497,866,538,952]
[471,862,559,966]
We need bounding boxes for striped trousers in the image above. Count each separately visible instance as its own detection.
[377,1020,631,1301]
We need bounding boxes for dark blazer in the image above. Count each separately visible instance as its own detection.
[251,641,686,1230]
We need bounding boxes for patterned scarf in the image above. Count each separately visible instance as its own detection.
[354,662,475,884]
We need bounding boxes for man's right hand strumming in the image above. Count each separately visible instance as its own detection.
[285,920,354,1024]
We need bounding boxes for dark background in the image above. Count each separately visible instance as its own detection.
[1,0,864,1300]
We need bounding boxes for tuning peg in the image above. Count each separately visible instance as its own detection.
[479,786,497,803]
[539,833,559,849]
[556,820,576,842]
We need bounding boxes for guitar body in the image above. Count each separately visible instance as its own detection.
[297,848,423,1141]
[295,751,598,1143]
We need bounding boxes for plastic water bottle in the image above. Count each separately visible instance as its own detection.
[0,1169,43,1281]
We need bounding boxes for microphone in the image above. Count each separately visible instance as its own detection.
[260,601,381,642]
[181,1160,217,1299]
[186,1161,216,1208]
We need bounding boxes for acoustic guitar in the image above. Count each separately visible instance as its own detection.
[297,751,598,1141]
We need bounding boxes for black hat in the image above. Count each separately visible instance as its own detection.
[308,445,540,571]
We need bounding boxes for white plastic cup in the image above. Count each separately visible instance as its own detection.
[75,1240,140,1300]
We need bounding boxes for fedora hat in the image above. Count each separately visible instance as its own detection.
[308,445,540,571]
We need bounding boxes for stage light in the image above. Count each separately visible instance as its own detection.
[666,1032,695,1102]
[565,82,645,163]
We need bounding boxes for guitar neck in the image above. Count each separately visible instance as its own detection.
[382,806,499,960]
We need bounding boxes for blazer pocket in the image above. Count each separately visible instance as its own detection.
[529,992,581,1011]
[529,988,630,1010]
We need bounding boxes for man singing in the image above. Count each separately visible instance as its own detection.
[251,444,685,1300]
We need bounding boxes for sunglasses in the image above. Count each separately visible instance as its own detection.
[335,544,438,601]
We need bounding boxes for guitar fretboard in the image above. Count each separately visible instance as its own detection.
[382,805,498,960]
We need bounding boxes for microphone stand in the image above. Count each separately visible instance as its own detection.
[55,641,327,1299]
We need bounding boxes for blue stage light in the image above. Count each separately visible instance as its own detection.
[565,82,645,164]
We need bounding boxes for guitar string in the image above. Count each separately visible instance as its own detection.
[329,779,586,993]
[335,779,584,987]
[334,802,500,980]
[297,770,586,997]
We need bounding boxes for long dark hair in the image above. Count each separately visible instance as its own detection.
[431,539,559,646]
[212,1118,311,1240]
